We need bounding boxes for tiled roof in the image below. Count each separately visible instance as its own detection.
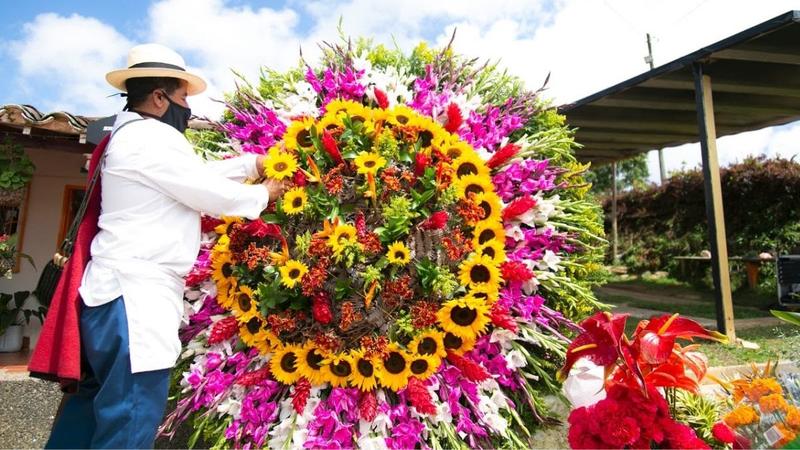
[0,104,91,143]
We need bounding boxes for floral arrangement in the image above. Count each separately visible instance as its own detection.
[561,312,726,449]
[162,38,606,449]
[0,234,17,279]
[714,362,800,448]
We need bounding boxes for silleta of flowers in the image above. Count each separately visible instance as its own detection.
[162,38,606,449]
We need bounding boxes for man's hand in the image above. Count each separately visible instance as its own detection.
[262,177,286,204]
[256,155,266,177]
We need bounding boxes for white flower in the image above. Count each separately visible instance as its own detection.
[504,224,525,242]
[483,412,508,434]
[216,396,242,418]
[352,55,372,72]
[489,328,516,350]
[536,250,562,272]
[505,349,527,369]
[357,435,389,450]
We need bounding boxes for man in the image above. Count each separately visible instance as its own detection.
[43,43,284,449]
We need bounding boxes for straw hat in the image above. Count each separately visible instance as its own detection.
[106,43,206,95]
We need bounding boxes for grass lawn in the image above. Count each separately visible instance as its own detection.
[701,325,800,366]
[624,299,770,319]
[608,277,774,309]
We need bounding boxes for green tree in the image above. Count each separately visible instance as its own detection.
[585,153,650,195]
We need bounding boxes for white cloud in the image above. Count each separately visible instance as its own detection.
[7,13,132,116]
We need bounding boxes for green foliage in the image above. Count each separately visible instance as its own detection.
[0,291,45,336]
[672,390,727,449]
[585,154,650,194]
[0,138,35,190]
[609,156,800,290]
[377,195,419,243]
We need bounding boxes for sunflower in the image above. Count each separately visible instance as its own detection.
[454,173,494,200]
[468,283,500,305]
[270,344,302,385]
[349,349,379,391]
[370,107,389,125]
[376,344,411,391]
[409,330,447,358]
[459,253,502,289]
[406,116,441,148]
[213,234,231,254]
[437,296,492,339]
[321,353,354,388]
[408,354,440,380]
[471,192,503,224]
[472,221,506,248]
[476,239,506,265]
[327,224,359,254]
[317,112,344,133]
[230,285,259,323]
[264,151,298,180]
[441,141,474,160]
[279,260,308,289]
[325,99,359,116]
[296,342,328,386]
[386,241,411,266]
[451,151,489,180]
[442,331,476,355]
[283,117,316,152]
[387,105,416,127]
[354,152,387,176]
[216,280,237,310]
[282,187,308,215]
[214,216,243,236]
[239,316,270,354]
[343,101,369,123]
[211,252,236,308]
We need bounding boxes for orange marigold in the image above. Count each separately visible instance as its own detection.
[777,423,798,448]
[741,377,783,402]
[724,405,760,428]
[787,405,800,429]
[759,393,789,414]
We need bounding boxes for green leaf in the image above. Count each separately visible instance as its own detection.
[771,310,800,327]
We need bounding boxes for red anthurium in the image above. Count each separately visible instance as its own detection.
[634,313,725,365]
[242,219,282,239]
[444,102,462,133]
[557,311,628,381]
[373,88,389,109]
[321,130,344,165]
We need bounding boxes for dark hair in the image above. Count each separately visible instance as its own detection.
[124,77,182,109]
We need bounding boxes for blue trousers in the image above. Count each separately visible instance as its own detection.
[46,297,171,449]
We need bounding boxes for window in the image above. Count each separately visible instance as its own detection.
[56,185,87,250]
[0,185,30,273]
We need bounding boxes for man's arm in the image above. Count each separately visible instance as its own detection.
[205,154,265,182]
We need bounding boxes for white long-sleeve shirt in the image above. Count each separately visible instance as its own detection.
[78,111,269,373]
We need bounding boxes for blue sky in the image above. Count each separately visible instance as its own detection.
[2,0,800,182]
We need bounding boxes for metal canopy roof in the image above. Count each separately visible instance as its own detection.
[558,10,800,165]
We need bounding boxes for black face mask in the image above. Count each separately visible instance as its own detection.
[158,91,191,133]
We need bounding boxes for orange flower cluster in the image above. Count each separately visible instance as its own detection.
[339,301,363,331]
[322,164,344,194]
[442,229,472,260]
[733,377,782,403]
[360,335,389,359]
[723,405,760,428]
[410,300,439,328]
[759,393,789,414]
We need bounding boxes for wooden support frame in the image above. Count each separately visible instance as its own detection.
[692,63,736,340]
[611,162,619,264]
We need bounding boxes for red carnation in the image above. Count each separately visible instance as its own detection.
[201,215,224,233]
[373,88,389,109]
[487,143,520,169]
[406,377,436,415]
[420,211,449,230]
[712,422,736,444]
[321,130,344,165]
[292,378,311,413]
[489,302,518,332]
[236,367,271,387]
[358,391,378,421]
[502,195,537,221]
[500,260,534,282]
[311,292,333,325]
[293,169,307,187]
[444,102,462,133]
[414,152,431,177]
[208,316,238,344]
[447,351,490,382]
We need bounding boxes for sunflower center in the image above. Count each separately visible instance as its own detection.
[306,350,323,370]
[419,130,433,147]
[482,247,496,259]
[418,337,438,355]
[470,265,491,283]
[394,251,405,260]
[222,262,233,278]
[478,229,496,245]
[479,201,492,218]
[396,115,409,124]
[274,162,289,172]
[351,115,366,123]
[364,160,377,168]
[456,163,478,177]
[446,147,462,158]
[384,352,406,374]
[410,359,429,375]
[472,291,489,301]
[281,353,298,373]
[465,184,484,196]
[246,317,261,334]
[451,305,478,326]
[338,232,352,243]
[444,333,464,350]
[357,359,374,377]
[289,268,301,279]
[325,123,339,131]
[331,361,352,377]
[297,129,313,147]
[292,197,303,208]
[238,293,252,311]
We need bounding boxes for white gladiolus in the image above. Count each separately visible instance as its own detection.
[489,328,516,350]
[505,349,527,369]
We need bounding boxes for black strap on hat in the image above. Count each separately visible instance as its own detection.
[129,61,186,71]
